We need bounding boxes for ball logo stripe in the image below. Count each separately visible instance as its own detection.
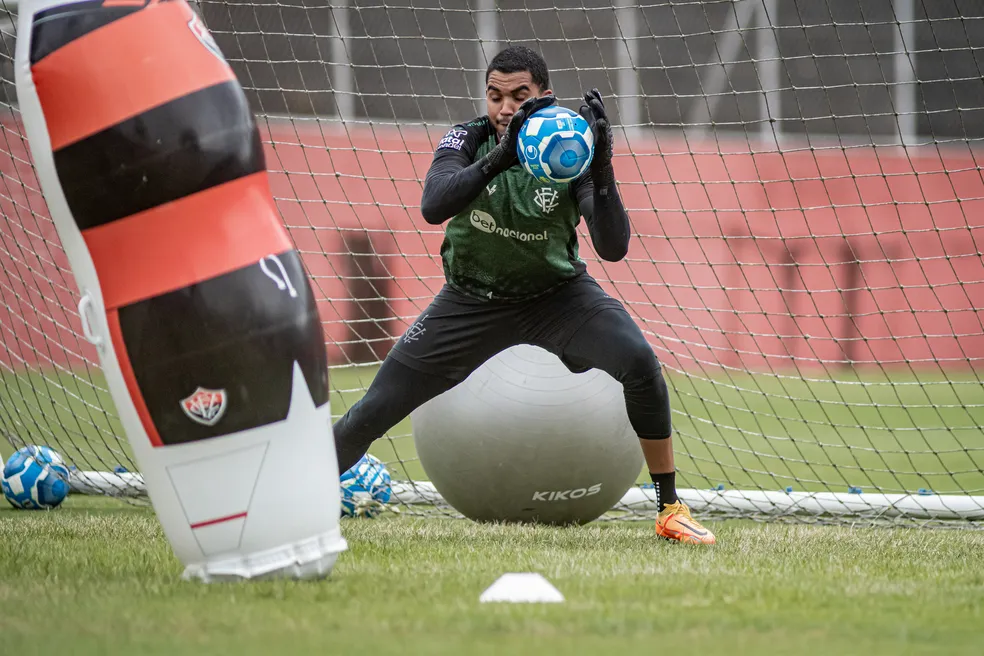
[525,116,545,136]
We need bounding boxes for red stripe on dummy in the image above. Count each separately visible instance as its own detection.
[82,173,292,311]
[32,0,235,150]
[190,512,249,530]
[106,310,164,448]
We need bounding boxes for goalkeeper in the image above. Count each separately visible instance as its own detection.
[333,46,714,545]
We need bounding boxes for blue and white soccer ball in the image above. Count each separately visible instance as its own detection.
[1,445,70,510]
[339,454,393,518]
[517,105,595,183]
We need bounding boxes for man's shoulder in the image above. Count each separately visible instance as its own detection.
[459,115,492,133]
[435,115,492,154]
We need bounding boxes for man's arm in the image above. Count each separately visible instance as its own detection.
[573,172,630,262]
[573,88,629,262]
[419,140,496,225]
[420,95,557,225]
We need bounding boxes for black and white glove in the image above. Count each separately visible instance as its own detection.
[579,88,616,193]
[480,94,557,176]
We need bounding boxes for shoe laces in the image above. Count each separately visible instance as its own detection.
[659,501,691,520]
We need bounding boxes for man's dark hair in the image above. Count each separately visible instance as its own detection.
[485,46,550,91]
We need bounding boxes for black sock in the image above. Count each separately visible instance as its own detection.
[650,471,678,510]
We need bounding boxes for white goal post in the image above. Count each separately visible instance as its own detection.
[1,0,983,525]
[69,470,984,521]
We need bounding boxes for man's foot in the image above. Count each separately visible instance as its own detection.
[655,501,716,545]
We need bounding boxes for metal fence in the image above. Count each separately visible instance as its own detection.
[0,1,978,143]
[198,0,984,144]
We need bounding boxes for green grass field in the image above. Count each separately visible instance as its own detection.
[3,363,983,495]
[1,496,983,655]
[3,366,984,653]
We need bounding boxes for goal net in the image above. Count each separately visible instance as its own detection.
[1,0,982,525]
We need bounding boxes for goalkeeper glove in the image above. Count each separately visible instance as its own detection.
[579,88,616,194]
[480,94,557,176]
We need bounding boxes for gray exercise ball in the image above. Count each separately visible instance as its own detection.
[411,344,644,525]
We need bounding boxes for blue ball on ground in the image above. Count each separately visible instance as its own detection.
[339,454,393,518]
[2,445,70,510]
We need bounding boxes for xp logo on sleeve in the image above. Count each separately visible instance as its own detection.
[469,210,547,242]
[437,128,468,151]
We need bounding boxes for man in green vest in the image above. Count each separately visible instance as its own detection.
[333,45,715,545]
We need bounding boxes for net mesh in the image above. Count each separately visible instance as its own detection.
[1,0,983,524]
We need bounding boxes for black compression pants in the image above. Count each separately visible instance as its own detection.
[333,275,672,474]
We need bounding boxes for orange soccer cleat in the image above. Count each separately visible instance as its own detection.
[655,501,716,545]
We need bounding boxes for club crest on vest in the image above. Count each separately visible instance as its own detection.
[534,187,559,214]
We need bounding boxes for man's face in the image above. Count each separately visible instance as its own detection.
[486,70,550,137]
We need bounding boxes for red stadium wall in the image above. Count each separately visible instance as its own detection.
[265,120,984,373]
[1,117,982,374]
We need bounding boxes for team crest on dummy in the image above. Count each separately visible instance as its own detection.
[180,387,228,426]
[188,14,224,62]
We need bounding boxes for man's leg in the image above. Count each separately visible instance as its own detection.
[333,286,520,473]
[557,307,673,479]
[333,357,458,474]
[518,276,675,472]
[550,303,716,544]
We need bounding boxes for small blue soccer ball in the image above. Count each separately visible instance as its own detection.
[339,454,393,518]
[517,105,595,183]
[2,445,70,510]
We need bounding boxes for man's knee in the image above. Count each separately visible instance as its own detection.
[622,348,672,440]
[618,335,661,387]
[563,307,662,386]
